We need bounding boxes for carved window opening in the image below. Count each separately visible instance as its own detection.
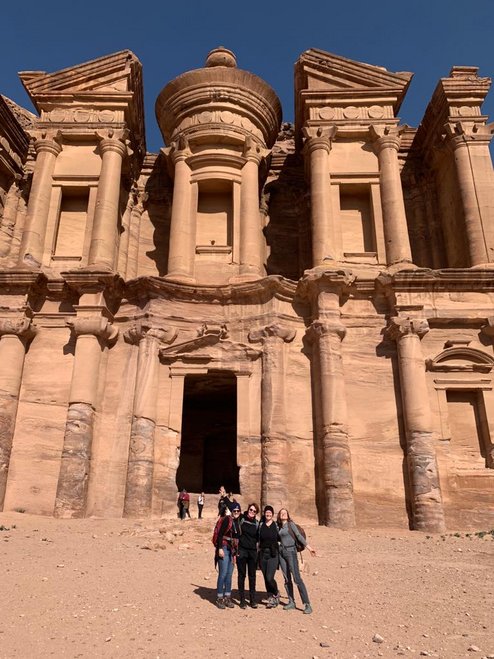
[339,184,376,257]
[176,371,240,493]
[446,390,493,469]
[53,187,89,260]
[195,179,233,255]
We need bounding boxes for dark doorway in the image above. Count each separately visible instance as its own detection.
[176,371,239,494]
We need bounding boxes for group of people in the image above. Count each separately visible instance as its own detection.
[213,487,316,614]
[177,489,205,520]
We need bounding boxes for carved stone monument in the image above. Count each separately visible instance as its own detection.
[0,47,493,529]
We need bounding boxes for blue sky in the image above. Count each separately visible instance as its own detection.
[2,0,493,154]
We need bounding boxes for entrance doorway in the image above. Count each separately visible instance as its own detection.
[176,371,239,494]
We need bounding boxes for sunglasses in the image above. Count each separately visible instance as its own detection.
[248,508,257,512]
[233,510,240,513]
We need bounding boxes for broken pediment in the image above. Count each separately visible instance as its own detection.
[296,49,412,98]
[19,50,142,100]
[295,49,413,136]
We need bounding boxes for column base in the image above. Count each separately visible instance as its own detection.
[385,260,419,275]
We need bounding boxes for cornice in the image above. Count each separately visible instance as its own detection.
[124,274,297,305]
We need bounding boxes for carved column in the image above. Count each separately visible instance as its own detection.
[370,126,413,266]
[166,140,194,281]
[387,317,446,532]
[18,132,62,267]
[307,317,355,529]
[0,178,22,257]
[0,316,35,509]
[54,316,118,518]
[239,139,264,279]
[303,127,336,266]
[87,131,128,269]
[248,323,295,509]
[123,323,177,517]
[445,123,491,266]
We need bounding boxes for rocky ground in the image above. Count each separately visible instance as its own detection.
[0,511,493,659]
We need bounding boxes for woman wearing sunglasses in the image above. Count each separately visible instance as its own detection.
[236,502,260,609]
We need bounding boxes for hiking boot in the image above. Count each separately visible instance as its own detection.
[215,597,226,609]
[303,603,313,615]
[239,597,247,609]
[223,596,234,609]
[266,596,279,609]
[284,599,296,610]
[249,599,258,609]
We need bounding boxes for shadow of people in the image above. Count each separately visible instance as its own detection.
[191,584,219,605]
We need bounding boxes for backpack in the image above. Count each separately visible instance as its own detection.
[212,516,232,547]
[288,520,306,552]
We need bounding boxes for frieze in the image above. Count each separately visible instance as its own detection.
[41,108,124,124]
[309,105,393,122]
[172,110,264,142]
[0,136,23,169]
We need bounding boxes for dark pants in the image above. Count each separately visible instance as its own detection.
[259,548,279,597]
[197,504,203,519]
[279,547,309,605]
[237,548,257,601]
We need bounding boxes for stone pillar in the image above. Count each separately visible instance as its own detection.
[303,127,336,266]
[307,316,355,529]
[0,316,35,509]
[87,132,127,270]
[386,317,446,532]
[0,178,22,257]
[54,316,118,518]
[239,139,264,279]
[166,141,194,281]
[123,323,177,517]
[445,124,490,266]
[370,126,413,266]
[248,323,295,509]
[18,132,62,267]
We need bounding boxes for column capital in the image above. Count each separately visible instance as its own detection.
[166,135,192,164]
[0,316,36,342]
[30,130,63,157]
[386,316,429,342]
[368,124,405,153]
[443,121,494,150]
[306,318,346,342]
[124,321,177,346]
[242,136,269,164]
[248,323,296,344]
[302,125,337,154]
[96,130,129,158]
[67,316,118,344]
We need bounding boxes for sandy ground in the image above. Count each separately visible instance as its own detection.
[0,511,493,659]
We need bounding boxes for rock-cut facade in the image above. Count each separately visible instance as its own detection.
[0,47,493,531]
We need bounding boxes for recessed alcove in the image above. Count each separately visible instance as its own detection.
[339,184,376,256]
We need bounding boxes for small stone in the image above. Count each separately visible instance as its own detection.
[373,633,385,644]
[41,577,48,581]
[56,564,64,568]
[320,641,330,647]
[105,636,111,642]
[468,646,481,653]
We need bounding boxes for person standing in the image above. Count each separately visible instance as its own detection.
[277,508,316,614]
[179,489,191,520]
[259,505,280,608]
[213,504,241,609]
[197,492,205,519]
[237,502,260,609]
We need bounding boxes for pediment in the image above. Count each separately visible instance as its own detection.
[159,336,260,363]
[426,346,494,373]
[19,50,142,101]
[296,49,413,96]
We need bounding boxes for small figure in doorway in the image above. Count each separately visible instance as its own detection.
[178,489,191,520]
[197,492,205,519]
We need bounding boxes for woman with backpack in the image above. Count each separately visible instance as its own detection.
[237,502,260,609]
[213,503,241,609]
[277,508,316,614]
